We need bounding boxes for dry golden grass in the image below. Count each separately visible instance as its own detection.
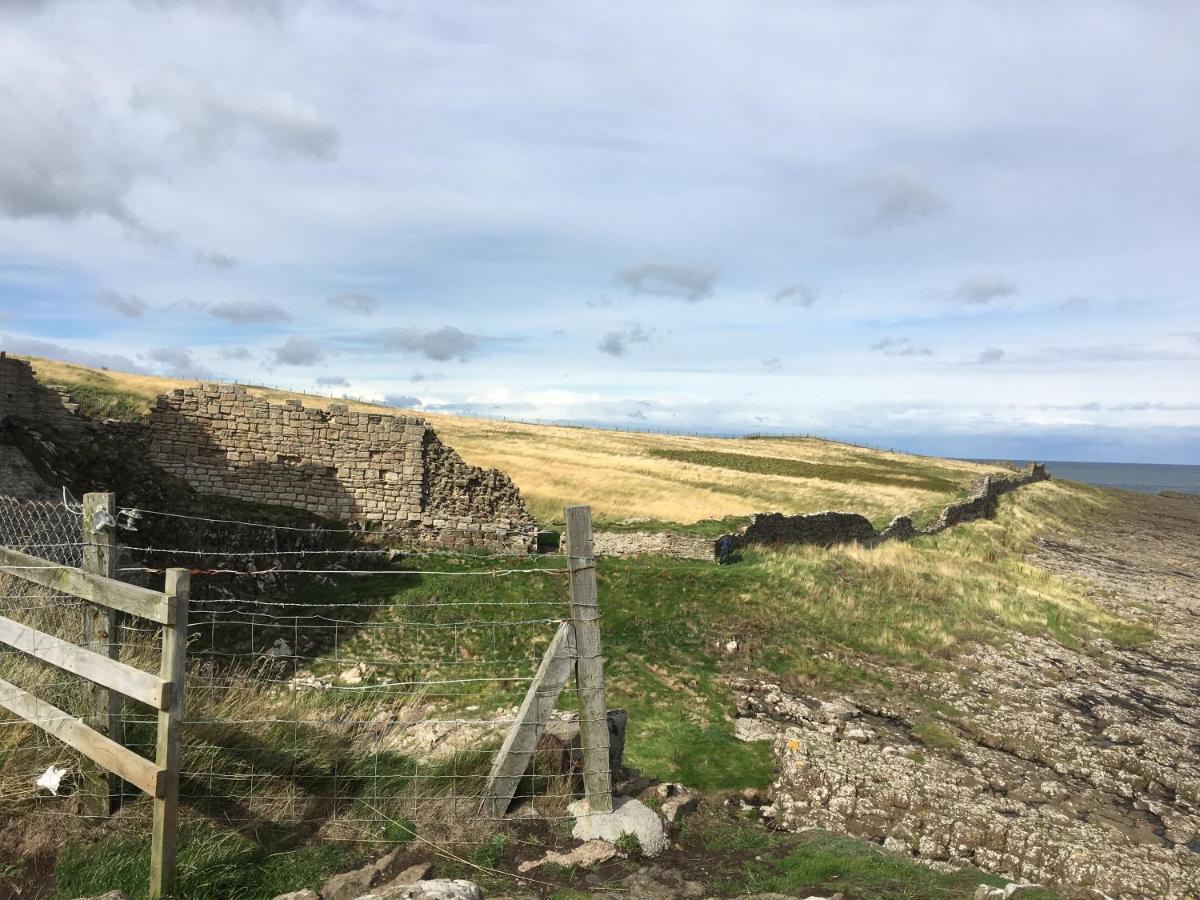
[20,355,1003,525]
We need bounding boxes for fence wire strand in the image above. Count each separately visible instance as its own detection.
[0,493,608,848]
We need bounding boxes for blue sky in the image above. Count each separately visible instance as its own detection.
[0,1,1197,463]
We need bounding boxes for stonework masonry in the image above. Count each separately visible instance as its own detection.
[147,385,536,552]
[0,353,80,426]
[590,463,1050,561]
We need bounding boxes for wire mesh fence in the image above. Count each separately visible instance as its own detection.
[0,494,606,851]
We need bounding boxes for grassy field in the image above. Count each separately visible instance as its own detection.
[3,356,1136,898]
[18,355,1000,525]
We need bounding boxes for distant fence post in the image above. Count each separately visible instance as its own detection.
[150,568,189,899]
[565,506,613,814]
[81,492,121,816]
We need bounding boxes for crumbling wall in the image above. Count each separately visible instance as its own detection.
[0,354,80,427]
[590,463,1050,561]
[590,530,716,561]
[147,385,535,551]
[728,511,879,552]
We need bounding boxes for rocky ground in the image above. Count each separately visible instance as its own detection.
[737,491,1200,899]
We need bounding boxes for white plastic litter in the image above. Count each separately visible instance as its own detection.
[36,765,68,795]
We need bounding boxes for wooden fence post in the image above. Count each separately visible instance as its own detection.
[565,506,613,814]
[151,568,189,899]
[81,492,121,816]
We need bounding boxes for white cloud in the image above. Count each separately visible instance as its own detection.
[770,282,818,307]
[208,300,289,324]
[132,75,339,161]
[273,336,324,365]
[848,172,946,234]
[100,290,148,318]
[598,324,652,357]
[954,276,1019,305]
[382,326,478,362]
[618,263,718,302]
[328,292,379,314]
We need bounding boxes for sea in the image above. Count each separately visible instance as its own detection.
[980,460,1200,495]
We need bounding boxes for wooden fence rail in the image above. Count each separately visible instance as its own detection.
[0,492,187,899]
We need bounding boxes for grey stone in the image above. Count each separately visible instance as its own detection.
[363,880,483,900]
[321,847,412,900]
[569,796,669,857]
[271,892,319,900]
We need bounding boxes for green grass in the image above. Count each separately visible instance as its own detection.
[727,829,1053,899]
[53,824,365,900]
[647,447,961,493]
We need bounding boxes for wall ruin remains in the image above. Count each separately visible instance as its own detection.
[147,385,536,551]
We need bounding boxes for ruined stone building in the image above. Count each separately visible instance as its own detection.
[0,354,536,552]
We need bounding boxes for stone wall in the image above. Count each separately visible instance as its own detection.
[590,530,716,561]
[591,463,1050,561]
[146,385,536,552]
[727,511,879,553]
[0,353,33,422]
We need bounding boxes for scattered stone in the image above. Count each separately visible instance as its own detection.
[271,892,319,900]
[517,839,618,873]
[654,783,700,824]
[844,727,872,744]
[362,880,483,900]
[340,662,370,684]
[741,787,765,806]
[321,847,416,900]
[973,885,1044,900]
[569,796,669,857]
[619,865,705,898]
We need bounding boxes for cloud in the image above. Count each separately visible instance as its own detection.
[219,346,252,360]
[328,292,379,314]
[769,282,818,307]
[976,347,1005,364]
[272,336,324,366]
[133,77,339,161]
[382,326,478,361]
[99,290,147,318]
[762,357,783,373]
[142,346,211,378]
[1,333,142,371]
[207,299,289,324]
[871,337,934,357]
[617,262,718,302]
[194,250,238,269]
[383,394,420,408]
[409,372,445,383]
[316,375,349,387]
[954,276,1018,305]
[598,324,652,357]
[850,172,946,234]
[0,81,145,230]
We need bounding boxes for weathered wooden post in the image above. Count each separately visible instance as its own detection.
[565,505,613,813]
[81,492,121,816]
[151,568,189,899]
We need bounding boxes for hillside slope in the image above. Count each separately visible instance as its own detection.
[17,355,1001,525]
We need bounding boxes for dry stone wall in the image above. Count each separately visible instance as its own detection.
[0,354,81,427]
[147,385,536,552]
[591,463,1050,561]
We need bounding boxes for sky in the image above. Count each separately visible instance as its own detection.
[0,1,1197,463]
